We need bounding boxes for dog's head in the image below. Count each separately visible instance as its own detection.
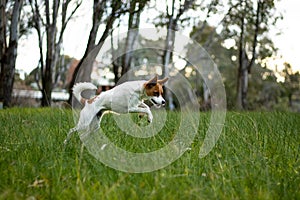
[144,75,169,108]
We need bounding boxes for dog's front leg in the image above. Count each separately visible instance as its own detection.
[129,107,153,123]
[139,103,153,123]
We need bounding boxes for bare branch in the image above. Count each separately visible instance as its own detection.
[247,0,262,72]
[45,1,50,26]
[57,0,82,45]
[0,0,7,52]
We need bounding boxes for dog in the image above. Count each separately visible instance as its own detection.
[64,75,169,144]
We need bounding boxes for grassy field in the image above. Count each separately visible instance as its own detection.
[0,108,299,199]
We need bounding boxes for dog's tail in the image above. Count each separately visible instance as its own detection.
[73,82,97,104]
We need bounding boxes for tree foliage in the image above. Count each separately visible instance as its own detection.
[68,0,130,104]
[280,62,300,108]
[222,0,281,109]
[112,0,149,83]
[29,0,82,106]
[3,0,299,111]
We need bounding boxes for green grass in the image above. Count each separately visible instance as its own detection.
[0,108,299,199]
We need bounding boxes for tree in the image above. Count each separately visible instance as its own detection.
[29,0,81,106]
[111,0,149,83]
[189,1,233,109]
[0,0,23,108]
[68,0,128,104]
[154,0,198,109]
[189,21,236,109]
[280,62,300,108]
[120,0,148,81]
[222,0,280,109]
[247,63,281,110]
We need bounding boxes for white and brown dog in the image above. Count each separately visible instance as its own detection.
[64,75,168,144]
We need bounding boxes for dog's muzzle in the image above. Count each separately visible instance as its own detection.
[150,97,166,108]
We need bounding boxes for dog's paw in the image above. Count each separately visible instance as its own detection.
[63,139,68,145]
[147,115,153,123]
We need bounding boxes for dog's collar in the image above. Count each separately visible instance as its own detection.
[140,87,149,100]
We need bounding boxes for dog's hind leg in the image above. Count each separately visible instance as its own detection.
[97,110,120,126]
[64,127,77,145]
[64,123,90,145]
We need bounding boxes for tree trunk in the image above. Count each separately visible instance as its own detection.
[112,1,147,83]
[0,0,23,108]
[111,28,122,84]
[33,0,81,107]
[74,0,106,83]
[163,26,175,110]
[1,44,17,107]
[236,59,248,109]
[163,14,176,110]
[121,0,143,77]
[68,12,116,99]
[41,54,54,106]
[162,0,195,110]
[41,0,58,107]
[203,82,210,110]
[68,0,122,104]
[288,93,293,108]
[0,0,7,107]
[236,1,261,110]
[121,29,138,79]
[236,10,247,110]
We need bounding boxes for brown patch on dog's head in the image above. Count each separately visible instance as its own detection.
[143,75,169,97]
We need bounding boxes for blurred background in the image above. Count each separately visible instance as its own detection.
[0,0,299,111]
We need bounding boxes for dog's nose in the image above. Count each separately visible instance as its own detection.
[162,100,165,105]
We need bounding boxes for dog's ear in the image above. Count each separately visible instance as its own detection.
[158,77,169,85]
[145,75,158,89]
[147,75,158,84]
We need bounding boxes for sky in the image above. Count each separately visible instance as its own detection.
[268,0,300,72]
[16,0,300,79]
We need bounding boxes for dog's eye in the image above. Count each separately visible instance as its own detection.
[153,92,159,97]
